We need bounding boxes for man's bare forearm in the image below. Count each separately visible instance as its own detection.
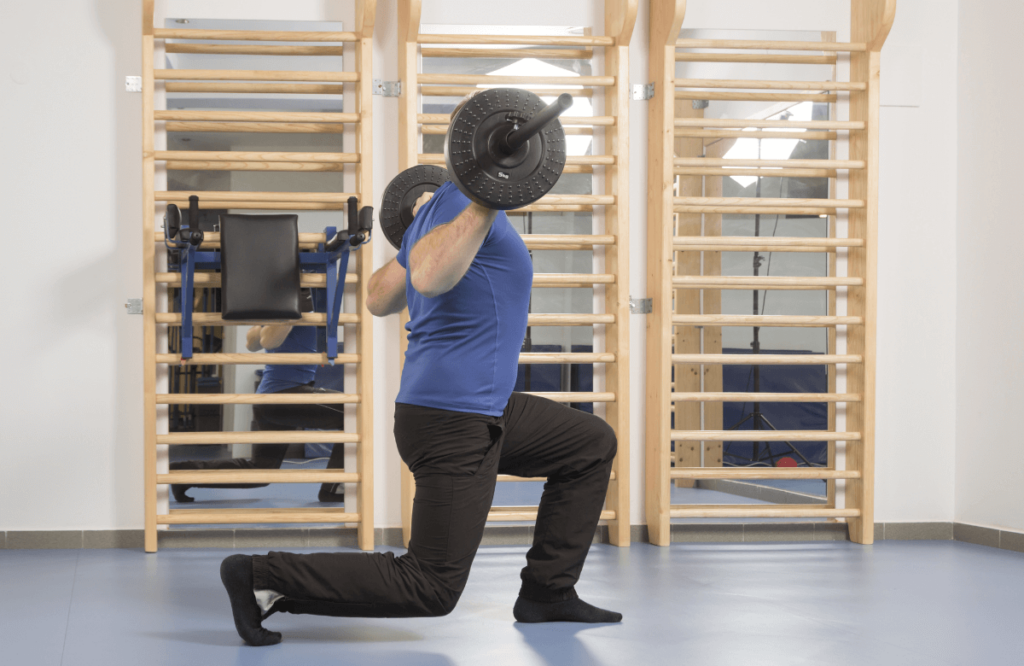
[367,258,408,316]
[408,201,497,298]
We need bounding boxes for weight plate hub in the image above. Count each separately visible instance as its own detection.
[380,164,449,250]
[445,88,566,211]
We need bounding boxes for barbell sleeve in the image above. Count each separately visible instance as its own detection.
[500,93,573,155]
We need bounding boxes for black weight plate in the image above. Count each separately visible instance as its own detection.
[380,165,449,250]
[444,88,566,211]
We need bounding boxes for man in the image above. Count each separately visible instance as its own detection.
[220,97,621,647]
[170,290,345,503]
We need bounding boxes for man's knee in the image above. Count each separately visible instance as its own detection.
[428,588,462,617]
[588,417,617,462]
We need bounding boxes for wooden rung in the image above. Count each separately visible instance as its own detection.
[669,506,859,519]
[154,28,358,42]
[496,472,618,482]
[418,114,615,127]
[672,354,861,365]
[157,392,359,405]
[675,78,865,92]
[166,161,347,172]
[157,431,360,445]
[154,151,358,163]
[155,353,360,366]
[420,86,595,98]
[533,273,614,287]
[164,43,347,56]
[675,158,863,169]
[671,430,861,442]
[673,315,862,327]
[670,468,860,480]
[674,236,864,249]
[674,197,861,209]
[677,53,837,65]
[676,91,837,103]
[155,273,356,287]
[419,73,610,87]
[518,353,615,364]
[675,118,864,131]
[423,125,596,136]
[164,82,345,95]
[165,201,349,211]
[166,122,348,134]
[155,69,358,83]
[418,153,613,167]
[487,508,617,522]
[673,276,862,290]
[523,234,616,249]
[675,39,867,52]
[675,168,836,179]
[157,230,330,245]
[422,47,594,59]
[159,509,361,525]
[675,129,837,141]
[155,313,360,326]
[525,391,616,402]
[158,470,360,484]
[418,34,614,47]
[672,392,862,403]
[538,195,614,206]
[675,205,836,215]
[528,314,615,326]
[156,191,356,203]
[669,243,836,253]
[156,111,358,123]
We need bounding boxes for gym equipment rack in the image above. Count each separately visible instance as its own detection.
[645,0,895,545]
[395,0,637,547]
[140,0,377,552]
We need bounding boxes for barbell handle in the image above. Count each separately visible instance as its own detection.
[499,93,573,155]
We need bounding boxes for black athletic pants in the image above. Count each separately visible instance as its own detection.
[170,384,346,496]
[253,392,617,618]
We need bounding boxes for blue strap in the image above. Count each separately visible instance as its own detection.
[326,245,351,361]
[180,244,195,360]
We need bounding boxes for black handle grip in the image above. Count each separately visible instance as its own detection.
[500,93,573,155]
[359,206,374,232]
[188,195,199,231]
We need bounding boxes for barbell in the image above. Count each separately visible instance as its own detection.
[380,89,572,250]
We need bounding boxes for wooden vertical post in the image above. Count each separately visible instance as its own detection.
[824,31,839,513]
[846,0,894,545]
[672,102,703,487]
[397,0,421,549]
[646,0,687,546]
[701,139,731,474]
[603,0,637,547]
[355,0,377,552]
[142,0,158,554]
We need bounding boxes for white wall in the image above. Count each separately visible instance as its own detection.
[0,0,962,532]
[955,0,1024,532]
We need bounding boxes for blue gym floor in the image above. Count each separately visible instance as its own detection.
[3,539,1023,665]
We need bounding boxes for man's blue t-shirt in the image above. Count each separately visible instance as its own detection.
[395,181,533,416]
[257,326,317,394]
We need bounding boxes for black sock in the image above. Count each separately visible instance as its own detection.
[513,596,623,624]
[171,485,194,503]
[220,555,282,646]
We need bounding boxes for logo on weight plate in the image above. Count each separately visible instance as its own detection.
[497,172,510,179]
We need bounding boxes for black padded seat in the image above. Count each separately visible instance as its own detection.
[220,214,301,320]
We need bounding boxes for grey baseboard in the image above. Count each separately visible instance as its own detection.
[2,522,1022,552]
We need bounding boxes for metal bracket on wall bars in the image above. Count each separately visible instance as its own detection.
[630,297,652,314]
[632,82,654,101]
[373,80,401,97]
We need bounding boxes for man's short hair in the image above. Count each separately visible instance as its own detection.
[450,89,483,123]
